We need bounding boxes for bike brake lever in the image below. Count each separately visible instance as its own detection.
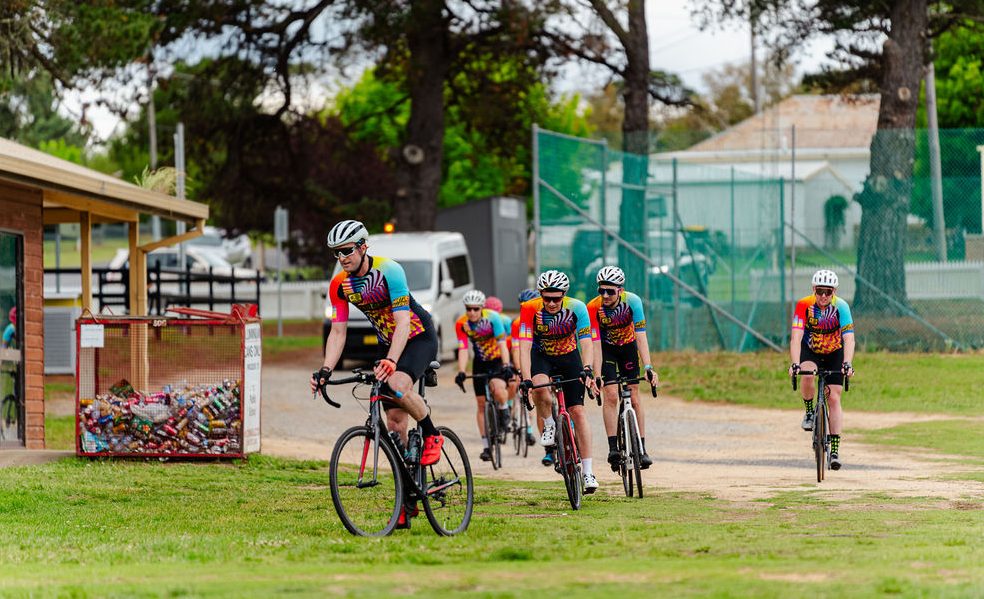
[315,379,341,408]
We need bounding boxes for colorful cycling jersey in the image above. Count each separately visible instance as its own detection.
[510,316,521,349]
[455,309,505,362]
[792,294,854,354]
[587,291,647,346]
[519,296,592,356]
[488,311,513,353]
[328,256,429,344]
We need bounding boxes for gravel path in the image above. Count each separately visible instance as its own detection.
[262,363,984,502]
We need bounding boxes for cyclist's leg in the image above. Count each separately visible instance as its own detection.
[385,330,444,465]
[558,352,590,463]
[821,349,845,464]
[600,345,619,437]
[473,360,490,441]
[386,407,410,443]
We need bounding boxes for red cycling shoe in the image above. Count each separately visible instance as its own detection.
[420,434,444,466]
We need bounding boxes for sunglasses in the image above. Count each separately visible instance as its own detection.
[333,241,364,259]
[598,287,619,297]
[465,306,482,312]
[815,288,834,297]
[541,294,564,304]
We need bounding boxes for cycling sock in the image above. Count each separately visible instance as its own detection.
[641,437,647,453]
[418,415,439,437]
[803,398,814,413]
[482,437,489,449]
[582,457,593,476]
[830,434,840,454]
[607,436,617,451]
[543,416,555,429]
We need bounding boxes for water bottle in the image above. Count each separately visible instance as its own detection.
[406,429,422,464]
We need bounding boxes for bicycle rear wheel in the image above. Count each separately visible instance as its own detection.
[626,410,644,498]
[329,426,403,537]
[422,427,474,536]
[559,413,582,510]
[484,400,501,470]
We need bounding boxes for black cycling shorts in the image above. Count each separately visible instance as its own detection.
[376,324,438,409]
[600,341,640,383]
[530,350,585,408]
[800,342,844,386]
[472,358,508,396]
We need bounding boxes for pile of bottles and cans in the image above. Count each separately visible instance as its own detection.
[78,378,243,456]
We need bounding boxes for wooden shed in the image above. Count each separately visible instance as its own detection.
[0,136,208,449]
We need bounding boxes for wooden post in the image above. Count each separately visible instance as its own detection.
[128,224,149,391]
[80,211,92,311]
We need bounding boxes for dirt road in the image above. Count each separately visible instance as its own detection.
[261,362,984,502]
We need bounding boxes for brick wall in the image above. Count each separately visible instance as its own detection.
[0,182,44,448]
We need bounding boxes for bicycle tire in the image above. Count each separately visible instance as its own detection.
[484,400,500,470]
[617,410,631,497]
[520,407,529,458]
[512,402,522,455]
[627,410,644,498]
[813,400,827,483]
[559,413,582,510]
[329,426,403,537]
[422,427,474,536]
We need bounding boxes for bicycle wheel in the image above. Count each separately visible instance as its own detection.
[617,411,631,497]
[559,414,582,510]
[813,402,827,483]
[329,426,403,537]
[626,410,644,498]
[422,427,474,536]
[484,400,500,470]
[519,405,529,458]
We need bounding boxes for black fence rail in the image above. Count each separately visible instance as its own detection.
[44,265,262,315]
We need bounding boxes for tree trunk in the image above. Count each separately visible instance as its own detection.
[393,0,448,232]
[853,0,928,314]
[618,0,650,293]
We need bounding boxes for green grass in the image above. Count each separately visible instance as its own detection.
[0,456,981,597]
[262,334,322,357]
[861,419,984,467]
[43,237,128,268]
[44,415,75,450]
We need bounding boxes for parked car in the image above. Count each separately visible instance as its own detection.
[107,246,261,280]
[186,226,253,267]
[322,231,474,363]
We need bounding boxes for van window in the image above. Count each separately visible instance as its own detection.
[446,254,471,287]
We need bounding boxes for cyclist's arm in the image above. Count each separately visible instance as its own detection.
[323,320,348,371]
[635,330,653,369]
[455,317,470,373]
[386,310,412,364]
[629,293,652,370]
[789,328,804,364]
[843,330,855,366]
[519,339,532,380]
[592,339,602,380]
[518,302,535,380]
[498,338,511,367]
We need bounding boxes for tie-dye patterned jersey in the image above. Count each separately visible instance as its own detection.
[328,256,429,344]
[792,294,854,354]
[510,316,521,350]
[587,291,647,346]
[519,297,592,356]
[455,309,505,362]
[494,311,513,353]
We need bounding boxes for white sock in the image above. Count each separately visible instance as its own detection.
[543,416,555,429]
[583,457,593,476]
[482,437,489,448]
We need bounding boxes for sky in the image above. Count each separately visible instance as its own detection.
[65,0,837,144]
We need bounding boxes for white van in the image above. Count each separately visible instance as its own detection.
[323,231,474,363]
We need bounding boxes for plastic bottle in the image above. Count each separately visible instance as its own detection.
[406,429,422,464]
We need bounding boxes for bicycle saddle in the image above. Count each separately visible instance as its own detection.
[424,360,441,387]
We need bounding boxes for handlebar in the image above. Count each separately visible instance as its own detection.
[520,375,599,407]
[313,367,403,408]
[791,368,850,392]
[600,375,659,398]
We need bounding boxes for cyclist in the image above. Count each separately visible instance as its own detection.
[313,220,445,471]
[453,290,514,462]
[518,270,600,493]
[788,269,855,470]
[587,266,658,472]
[483,295,520,408]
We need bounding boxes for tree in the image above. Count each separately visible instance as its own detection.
[700,0,984,314]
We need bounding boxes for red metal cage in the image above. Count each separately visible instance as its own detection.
[75,306,261,458]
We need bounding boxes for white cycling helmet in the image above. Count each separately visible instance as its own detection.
[462,289,486,307]
[537,270,570,292]
[326,219,369,248]
[812,269,839,288]
[596,266,625,286]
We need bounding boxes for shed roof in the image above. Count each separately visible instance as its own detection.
[0,136,207,223]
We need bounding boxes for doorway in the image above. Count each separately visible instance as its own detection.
[0,231,24,446]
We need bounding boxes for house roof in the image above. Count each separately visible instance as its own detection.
[0,136,208,223]
[687,94,880,153]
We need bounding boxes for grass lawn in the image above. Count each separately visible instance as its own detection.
[0,456,981,597]
[43,237,128,268]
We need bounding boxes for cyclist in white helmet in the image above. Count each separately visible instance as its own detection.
[588,266,658,472]
[453,289,514,463]
[518,270,600,493]
[313,219,445,484]
[788,269,855,470]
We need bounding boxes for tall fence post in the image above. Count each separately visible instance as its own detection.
[532,123,541,278]
[779,177,787,347]
[672,158,680,351]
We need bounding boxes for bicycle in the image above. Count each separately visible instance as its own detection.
[521,376,597,510]
[793,368,849,483]
[316,361,474,537]
[458,372,506,470]
[511,387,530,458]
[602,375,657,498]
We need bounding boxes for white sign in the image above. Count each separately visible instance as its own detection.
[274,206,289,243]
[79,324,104,348]
[498,198,520,219]
[242,322,262,453]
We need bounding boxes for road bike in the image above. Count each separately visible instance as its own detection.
[459,372,506,470]
[521,376,596,510]
[511,390,530,458]
[793,368,849,483]
[602,374,657,498]
[316,361,474,536]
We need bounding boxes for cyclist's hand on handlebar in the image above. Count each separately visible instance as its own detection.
[374,358,397,382]
[842,361,854,377]
[311,367,332,396]
[519,379,534,410]
[645,366,659,397]
[454,371,467,392]
[788,362,800,377]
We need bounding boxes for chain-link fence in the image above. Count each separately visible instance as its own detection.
[534,124,984,352]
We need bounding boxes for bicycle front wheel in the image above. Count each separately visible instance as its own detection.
[484,400,501,470]
[519,405,529,458]
[559,414,582,511]
[617,411,631,497]
[813,404,827,483]
[422,427,474,536]
[626,410,644,498]
[329,426,403,537]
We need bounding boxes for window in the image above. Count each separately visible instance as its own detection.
[446,254,471,287]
